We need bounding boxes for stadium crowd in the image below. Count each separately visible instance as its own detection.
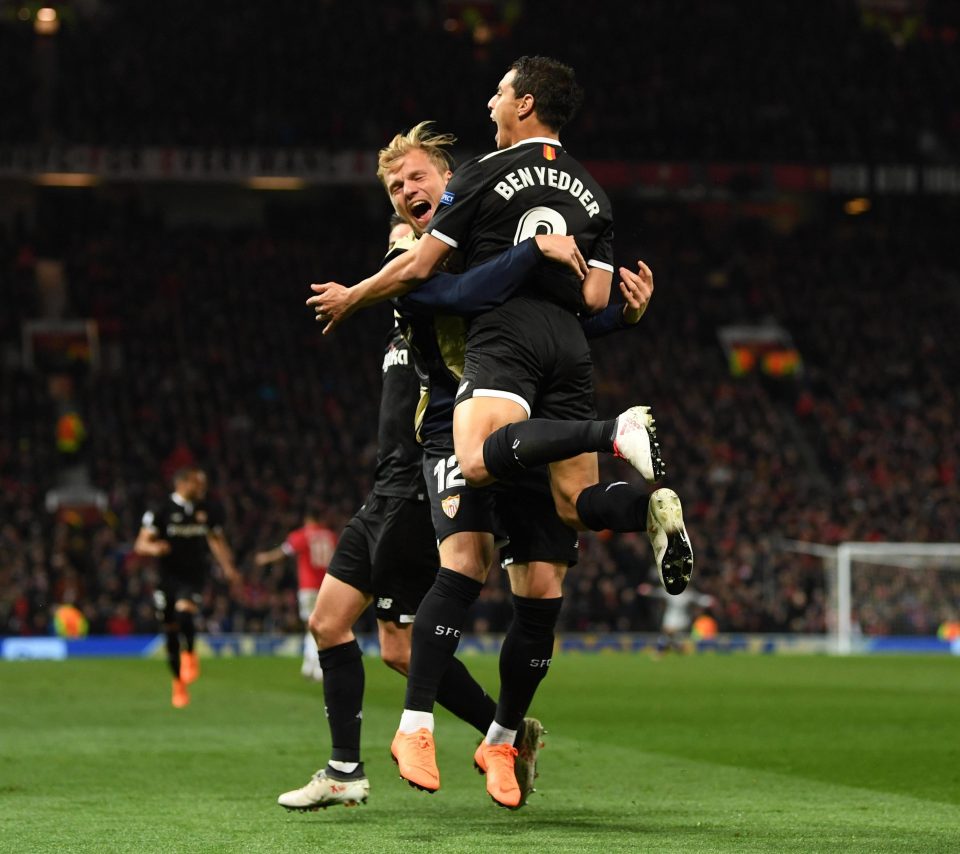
[2,0,959,642]
[1,190,958,640]
[2,0,959,161]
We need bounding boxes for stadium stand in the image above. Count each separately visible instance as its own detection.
[1,0,958,160]
[1,0,958,641]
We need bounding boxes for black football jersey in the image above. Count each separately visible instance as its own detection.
[373,325,428,500]
[141,494,224,577]
[384,233,465,449]
[426,137,614,313]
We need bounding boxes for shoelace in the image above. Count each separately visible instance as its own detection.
[486,744,518,762]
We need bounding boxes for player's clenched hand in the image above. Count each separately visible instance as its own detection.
[306,282,357,334]
[620,260,654,325]
[535,234,587,280]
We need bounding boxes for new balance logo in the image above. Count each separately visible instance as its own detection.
[377,597,394,609]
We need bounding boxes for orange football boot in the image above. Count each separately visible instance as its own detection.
[473,741,521,809]
[390,729,440,792]
[171,677,190,708]
[179,651,200,685]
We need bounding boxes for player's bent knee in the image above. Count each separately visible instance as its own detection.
[378,627,411,675]
[309,612,353,650]
[554,497,586,531]
[459,450,491,487]
[380,648,410,676]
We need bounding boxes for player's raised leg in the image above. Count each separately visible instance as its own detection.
[548,455,694,595]
[454,369,688,593]
[458,398,665,487]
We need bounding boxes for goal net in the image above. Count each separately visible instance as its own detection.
[780,541,960,654]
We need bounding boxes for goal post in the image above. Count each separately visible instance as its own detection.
[779,540,960,654]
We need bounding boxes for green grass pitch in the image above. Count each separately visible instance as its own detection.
[1,653,958,853]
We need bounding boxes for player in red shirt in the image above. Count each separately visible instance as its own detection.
[256,503,337,681]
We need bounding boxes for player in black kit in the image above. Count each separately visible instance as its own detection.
[309,57,693,602]
[277,217,577,811]
[310,123,661,808]
[278,314,489,811]
[135,467,240,708]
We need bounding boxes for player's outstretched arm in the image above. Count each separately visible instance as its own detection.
[400,234,586,315]
[254,545,285,567]
[579,260,655,339]
[581,266,612,313]
[307,234,452,334]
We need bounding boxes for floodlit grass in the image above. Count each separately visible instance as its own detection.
[2,653,958,853]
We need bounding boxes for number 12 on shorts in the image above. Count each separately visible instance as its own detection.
[433,455,466,492]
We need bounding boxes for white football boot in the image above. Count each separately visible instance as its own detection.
[514,718,546,807]
[277,768,369,810]
[647,488,694,595]
[612,406,665,482]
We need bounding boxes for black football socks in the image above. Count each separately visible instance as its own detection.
[165,628,181,678]
[494,595,563,730]
[575,480,648,532]
[404,568,484,712]
[436,657,498,735]
[178,610,196,653]
[318,639,365,764]
[482,418,617,480]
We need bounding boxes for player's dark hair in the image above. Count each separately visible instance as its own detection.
[389,213,406,230]
[304,500,324,521]
[509,55,584,132]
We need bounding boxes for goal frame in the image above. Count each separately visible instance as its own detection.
[779,540,960,654]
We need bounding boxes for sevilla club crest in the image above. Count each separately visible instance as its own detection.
[441,494,461,518]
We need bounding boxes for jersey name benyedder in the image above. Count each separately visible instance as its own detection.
[426,138,614,312]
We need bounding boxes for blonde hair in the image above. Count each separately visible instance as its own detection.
[376,121,456,188]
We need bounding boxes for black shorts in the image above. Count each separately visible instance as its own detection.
[497,468,579,568]
[326,492,439,624]
[457,296,597,421]
[424,438,578,566]
[422,445,504,545]
[154,576,204,624]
